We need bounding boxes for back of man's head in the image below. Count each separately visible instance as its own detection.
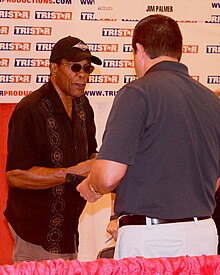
[132,14,182,61]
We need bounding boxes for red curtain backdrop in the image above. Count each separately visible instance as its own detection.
[0,103,16,265]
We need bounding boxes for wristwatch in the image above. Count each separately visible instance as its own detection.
[65,173,86,187]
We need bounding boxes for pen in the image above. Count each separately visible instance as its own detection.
[105,236,113,243]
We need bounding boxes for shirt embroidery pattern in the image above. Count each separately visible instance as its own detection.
[73,97,88,160]
[42,98,65,253]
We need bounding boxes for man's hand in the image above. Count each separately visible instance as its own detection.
[77,176,102,203]
[106,219,118,241]
[67,159,96,178]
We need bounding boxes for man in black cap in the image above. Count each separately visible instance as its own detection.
[4,36,102,262]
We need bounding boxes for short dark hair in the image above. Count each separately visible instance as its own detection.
[132,14,183,61]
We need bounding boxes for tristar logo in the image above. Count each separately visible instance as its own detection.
[0,90,32,97]
[0,26,9,34]
[80,0,95,5]
[0,74,31,83]
[207,75,220,84]
[0,42,31,51]
[36,42,54,51]
[206,45,220,53]
[103,59,134,68]
[14,58,49,67]
[182,45,198,53]
[206,15,220,23]
[124,75,138,83]
[81,12,116,21]
[0,58,9,67]
[87,43,118,52]
[36,74,50,83]
[102,28,133,37]
[14,26,52,35]
[88,75,119,83]
[146,5,173,12]
[35,11,72,20]
[0,10,30,19]
[123,44,132,52]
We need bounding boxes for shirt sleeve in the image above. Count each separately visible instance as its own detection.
[97,84,148,165]
[6,105,40,171]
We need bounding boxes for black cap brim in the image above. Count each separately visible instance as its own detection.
[65,52,102,65]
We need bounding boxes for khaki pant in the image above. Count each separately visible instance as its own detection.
[114,217,218,259]
[9,224,77,263]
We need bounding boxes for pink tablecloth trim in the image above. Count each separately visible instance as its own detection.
[1,255,220,274]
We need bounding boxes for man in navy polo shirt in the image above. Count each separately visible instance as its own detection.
[77,15,220,259]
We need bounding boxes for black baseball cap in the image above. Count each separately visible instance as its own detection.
[49,36,102,65]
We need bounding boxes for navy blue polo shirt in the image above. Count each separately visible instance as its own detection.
[98,61,220,219]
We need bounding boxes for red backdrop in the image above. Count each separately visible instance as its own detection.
[0,103,16,265]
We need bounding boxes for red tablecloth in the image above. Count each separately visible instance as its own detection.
[1,255,220,274]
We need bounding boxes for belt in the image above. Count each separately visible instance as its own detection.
[118,215,211,228]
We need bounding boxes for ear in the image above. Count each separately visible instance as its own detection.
[49,62,58,74]
[136,43,145,60]
[134,43,148,78]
